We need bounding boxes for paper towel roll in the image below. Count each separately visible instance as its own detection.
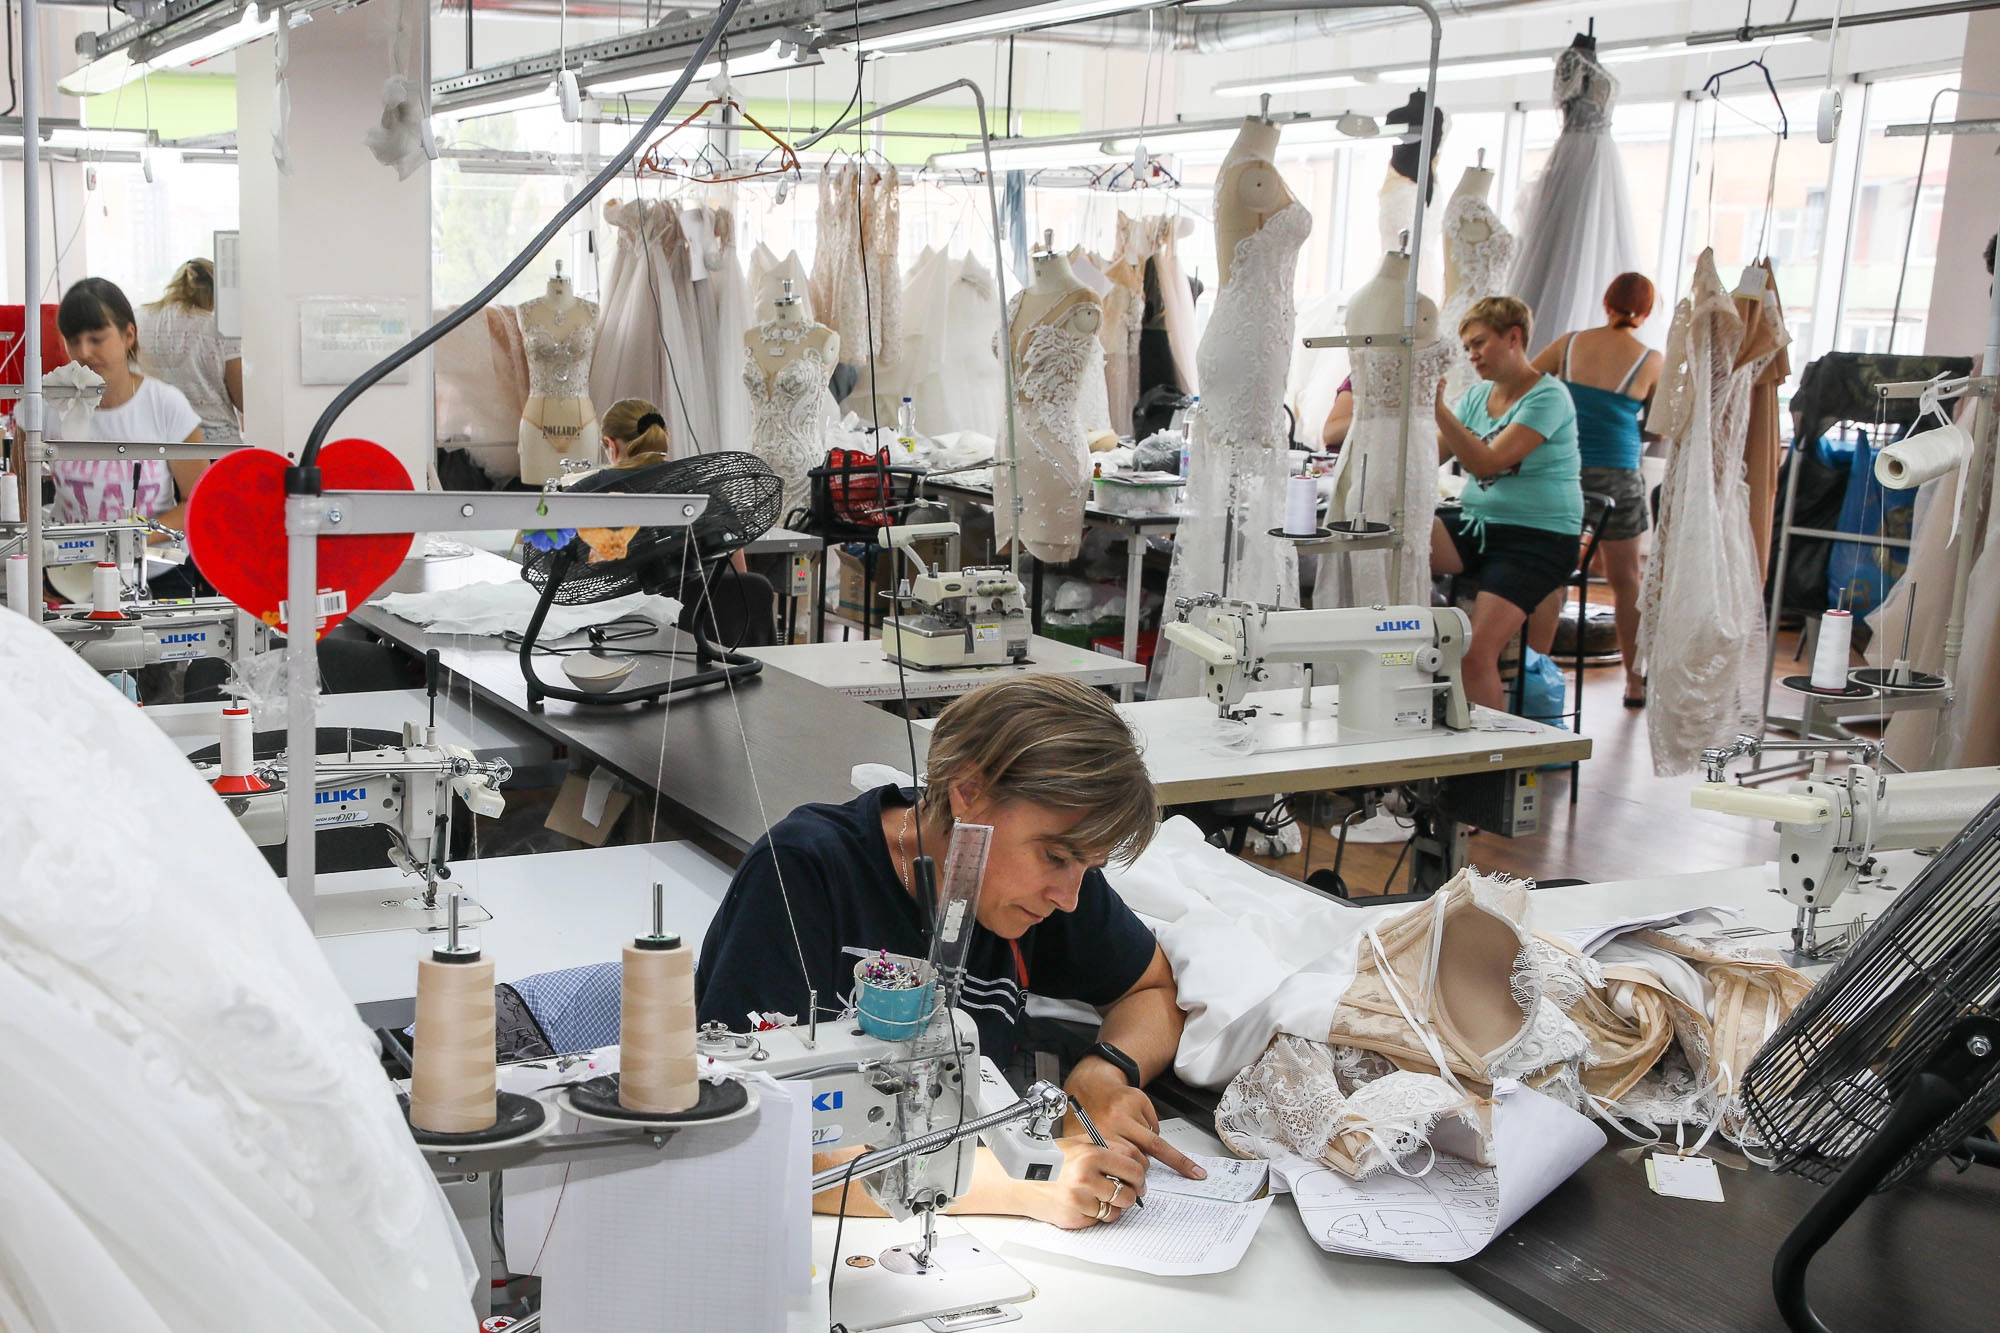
[0,475,19,523]
[86,562,124,620]
[409,952,498,1134]
[620,937,699,1113]
[5,554,28,614]
[1874,422,1967,490]
[1284,473,1320,536]
[1811,609,1854,691]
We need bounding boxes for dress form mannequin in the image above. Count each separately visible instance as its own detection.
[1345,244,1441,346]
[1215,111,1296,287]
[999,234,1103,563]
[1447,153,1496,253]
[518,262,602,483]
[743,280,840,518]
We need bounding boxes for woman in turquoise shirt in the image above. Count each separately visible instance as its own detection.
[1532,272,1662,707]
[1431,296,1583,710]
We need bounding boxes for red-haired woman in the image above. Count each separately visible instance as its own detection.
[1532,272,1661,707]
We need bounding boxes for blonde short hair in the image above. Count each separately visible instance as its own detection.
[1459,295,1534,347]
[922,676,1157,866]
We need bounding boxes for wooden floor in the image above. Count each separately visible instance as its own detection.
[1248,589,1801,896]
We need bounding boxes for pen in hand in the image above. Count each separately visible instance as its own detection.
[1069,1101,1144,1209]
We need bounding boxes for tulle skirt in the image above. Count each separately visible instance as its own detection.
[1509,130,1641,356]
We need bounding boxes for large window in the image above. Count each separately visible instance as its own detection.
[1837,75,1958,356]
[77,155,240,308]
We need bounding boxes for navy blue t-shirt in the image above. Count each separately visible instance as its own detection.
[695,786,1158,1066]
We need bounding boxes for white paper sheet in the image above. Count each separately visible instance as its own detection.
[1259,1081,1604,1263]
[1146,1152,1269,1204]
[1556,906,1740,956]
[1006,1193,1275,1276]
[371,579,683,638]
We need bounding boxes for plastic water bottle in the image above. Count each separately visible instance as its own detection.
[897,396,918,456]
[1177,395,1199,476]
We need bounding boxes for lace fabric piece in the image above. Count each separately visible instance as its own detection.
[1637,249,1770,775]
[743,336,836,520]
[519,296,599,400]
[1440,193,1516,405]
[1318,337,1456,609]
[1507,46,1640,354]
[0,608,474,1328]
[993,289,1102,563]
[1217,1034,1493,1179]
[1155,201,1312,698]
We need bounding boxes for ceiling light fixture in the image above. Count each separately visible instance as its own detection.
[850,0,1169,55]
[59,6,304,98]
[582,39,821,98]
[927,112,1387,171]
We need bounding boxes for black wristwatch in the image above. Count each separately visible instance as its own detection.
[1091,1040,1142,1087]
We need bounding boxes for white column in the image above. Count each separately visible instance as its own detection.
[1807,79,1871,362]
[1655,95,1699,305]
[1925,11,2000,358]
[236,4,432,482]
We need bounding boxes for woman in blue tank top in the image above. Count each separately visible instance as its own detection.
[1531,272,1662,707]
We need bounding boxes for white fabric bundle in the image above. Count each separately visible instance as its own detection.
[0,612,473,1330]
[372,579,682,639]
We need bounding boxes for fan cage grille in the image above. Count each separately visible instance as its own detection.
[521,454,782,606]
[1742,794,2000,1188]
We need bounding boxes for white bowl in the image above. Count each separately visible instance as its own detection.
[562,651,637,693]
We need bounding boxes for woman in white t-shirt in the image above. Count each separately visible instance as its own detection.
[51,277,206,530]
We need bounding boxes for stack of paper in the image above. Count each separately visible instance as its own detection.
[1004,1144,1274,1277]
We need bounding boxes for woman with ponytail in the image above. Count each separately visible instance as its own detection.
[600,397,672,466]
[1532,272,1662,707]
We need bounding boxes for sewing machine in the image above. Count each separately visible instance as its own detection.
[44,598,262,671]
[1163,598,1473,747]
[1694,735,2000,959]
[877,521,1031,671]
[193,718,512,923]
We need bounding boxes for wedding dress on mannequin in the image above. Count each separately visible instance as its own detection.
[593,199,711,453]
[1439,167,1514,405]
[1509,38,1641,356]
[1155,119,1311,699]
[994,245,1102,564]
[517,270,601,483]
[744,286,840,521]
[0,613,473,1329]
[1637,249,1769,776]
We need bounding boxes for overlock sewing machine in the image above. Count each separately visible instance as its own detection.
[877,522,1031,671]
[1163,596,1474,744]
[1695,736,2000,959]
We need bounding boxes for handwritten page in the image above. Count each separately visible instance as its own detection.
[1257,1080,1604,1263]
[1555,906,1740,956]
[1146,1152,1269,1204]
[1006,1193,1274,1276]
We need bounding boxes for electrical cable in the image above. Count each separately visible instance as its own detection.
[301,0,747,469]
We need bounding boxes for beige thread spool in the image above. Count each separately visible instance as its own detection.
[620,883,699,1113]
[409,895,498,1133]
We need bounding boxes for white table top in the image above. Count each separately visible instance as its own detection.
[747,635,1146,701]
[916,686,1592,804]
[145,688,561,774]
[312,841,733,1010]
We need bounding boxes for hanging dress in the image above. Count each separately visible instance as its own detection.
[743,325,838,523]
[1637,250,1769,776]
[994,288,1101,564]
[810,162,902,419]
[591,200,712,454]
[1508,46,1642,356]
[1154,196,1313,699]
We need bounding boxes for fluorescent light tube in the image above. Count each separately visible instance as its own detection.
[856,0,1153,54]
[60,6,291,98]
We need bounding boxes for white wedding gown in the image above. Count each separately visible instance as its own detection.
[1637,249,1771,776]
[1155,200,1313,699]
[1440,194,1516,405]
[893,249,1005,440]
[1317,338,1456,610]
[1508,47,1642,356]
[743,329,839,523]
[0,615,473,1330]
[593,199,713,454]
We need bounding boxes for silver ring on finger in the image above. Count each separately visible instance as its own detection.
[1108,1180,1128,1205]
[1095,1198,1112,1222]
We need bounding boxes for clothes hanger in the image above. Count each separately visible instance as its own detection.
[1701,59,1789,140]
[638,96,801,183]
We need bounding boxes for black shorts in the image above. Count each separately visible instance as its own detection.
[1439,510,1579,617]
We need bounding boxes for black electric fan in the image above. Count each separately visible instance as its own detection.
[517,452,782,710]
[1741,789,2000,1332]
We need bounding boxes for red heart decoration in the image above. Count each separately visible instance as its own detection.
[185,438,414,638]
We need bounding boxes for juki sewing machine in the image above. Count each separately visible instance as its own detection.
[1164,597,1473,746]
[45,597,262,672]
[1695,736,2000,959]
[877,522,1031,671]
[695,822,1071,1330]
[193,710,512,924]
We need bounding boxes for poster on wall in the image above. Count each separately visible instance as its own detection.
[213,231,241,340]
[298,298,415,386]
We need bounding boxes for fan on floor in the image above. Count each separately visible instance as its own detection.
[517,452,782,710]
[1740,789,2000,1332]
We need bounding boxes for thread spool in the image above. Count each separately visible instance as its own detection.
[5,554,28,614]
[620,883,698,1113]
[1810,609,1854,691]
[213,706,270,794]
[408,896,497,1134]
[85,561,125,620]
[0,475,19,523]
[1874,422,1967,491]
[1284,473,1321,537]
